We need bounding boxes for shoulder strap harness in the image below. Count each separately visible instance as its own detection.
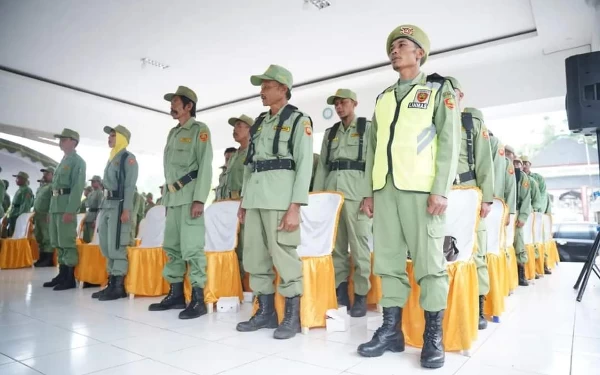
[461,112,475,172]
[325,117,367,165]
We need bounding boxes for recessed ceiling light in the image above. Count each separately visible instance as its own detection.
[140,57,170,70]
[305,0,331,9]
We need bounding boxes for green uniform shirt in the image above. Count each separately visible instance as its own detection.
[504,159,517,214]
[313,117,373,201]
[144,202,155,216]
[10,185,34,218]
[34,184,52,214]
[529,177,543,213]
[85,189,103,222]
[226,147,248,198]
[516,171,532,224]
[163,117,213,207]
[214,167,227,200]
[100,149,139,212]
[241,106,313,210]
[51,151,86,214]
[456,109,494,202]
[0,180,5,217]
[490,137,506,199]
[529,173,548,211]
[366,72,461,198]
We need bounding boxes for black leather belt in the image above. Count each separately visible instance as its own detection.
[454,170,476,185]
[52,188,71,196]
[88,208,100,213]
[329,160,366,172]
[168,170,198,193]
[252,159,295,173]
[103,190,121,200]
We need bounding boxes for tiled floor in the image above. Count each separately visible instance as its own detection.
[0,263,598,375]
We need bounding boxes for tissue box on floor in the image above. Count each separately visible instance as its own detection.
[217,297,240,313]
[326,307,350,332]
[243,292,253,303]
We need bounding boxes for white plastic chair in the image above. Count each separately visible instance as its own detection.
[533,213,544,245]
[12,213,33,239]
[138,205,166,248]
[204,201,239,252]
[543,215,553,242]
[89,212,102,245]
[445,188,481,263]
[485,198,506,256]
[523,213,534,246]
[137,218,146,240]
[505,214,516,250]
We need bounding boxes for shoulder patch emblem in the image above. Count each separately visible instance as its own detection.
[63,165,70,170]
[499,147,505,156]
[199,132,209,142]
[443,91,454,98]
[305,124,312,136]
[128,158,136,165]
[408,89,431,109]
[26,194,31,199]
[444,97,455,110]
[180,137,192,143]
[508,167,514,175]
[482,130,489,140]
[523,180,529,188]
[302,120,311,127]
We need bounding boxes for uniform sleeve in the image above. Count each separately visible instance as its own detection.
[536,175,548,210]
[21,188,34,214]
[290,115,313,205]
[474,122,495,203]
[193,124,213,204]
[241,164,251,198]
[123,155,139,212]
[0,183,5,211]
[364,114,377,198]
[504,163,517,214]
[67,159,86,213]
[530,179,543,212]
[431,81,461,197]
[517,175,532,223]
[312,129,330,192]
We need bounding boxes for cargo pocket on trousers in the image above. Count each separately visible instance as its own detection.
[276,211,301,247]
[426,223,447,274]
[356,211,372,237]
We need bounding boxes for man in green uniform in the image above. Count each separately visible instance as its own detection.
[505,146,531,286]
[236,65,313,340]
[144,193,155,216]
[446,77,495,330]
[148,86,213,320]
[80,187,91,214]
[310,153,319,192]
[214,147,237,201]
[0,167,5,220]
[7,172,34,237]
[130,188,145,245]
[226,114,253,279]
[83,176,103,243]
[1,180,9,238]
[92,125,138,301]
[156,186,163,205]
[43,128,86,291]
[357,25,461,369]
[313,88,373,318]
[34,168,55,267]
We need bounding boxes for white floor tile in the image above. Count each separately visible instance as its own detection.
[346,351,468,375]
[220,356,342,375]
[573,336,600,357]
[572,352,600,375]
[169,316,240,342]
[467,349,571,375]
[21,343,144,375]
[455,361,555,375]
[0,354,14,366]
[217,328,316,355]
[276,339,365,371]
[86,358,194,375]
[72,318,166,342]
[109,330,206,357]
[0,312,38,327]
[0,330,100,361]
[0,362,42,375]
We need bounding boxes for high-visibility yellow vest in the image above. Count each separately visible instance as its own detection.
[373,81,441,192]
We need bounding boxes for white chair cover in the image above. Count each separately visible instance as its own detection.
[533,212,544,244]
[138,205,166,248]
[76,213,86,238]
[297,193,344,257]
[137,218,146,239]
[12,213,33,239]
[445,188,480,263]
[204,201,239,252]
[485,198,506,256]
[89,211,103,245]
[505,214,516,249]
[543,215,553,242]
[523,213,534,245]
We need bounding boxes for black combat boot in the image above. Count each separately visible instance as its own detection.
[544,263,552,275]
[179,287,207,319]
[92,276,111,299]
[336,281,350,308]
[350,294,367,318]
[236,294,278,332]
[357,307,405,357]
[517,264,529,286]
[420,310,445,369]
[35,252,54,267]
[273,296,301,339]
[478,295,488,330]
[43,265,66,288]
[99,276,127,301]
[53,266,76,291]
[148,282,186,311]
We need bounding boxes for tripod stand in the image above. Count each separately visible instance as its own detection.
[573,129,600,302]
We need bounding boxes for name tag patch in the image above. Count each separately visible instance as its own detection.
[273,126,291,132]
[408,89,431,109]
[351,133,360,138]
[179,137,192,143]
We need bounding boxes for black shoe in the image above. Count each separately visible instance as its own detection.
[53,266,76,291]
[92,277,111,299]
[544,265,552,275]
[99,276,127,301]
[350,294,367,318]
[34,252,54,267]
[148,282,186,311]
[357,307,405,357]
[421,310,445,369]
[478,295,488,330]
[178,287,207,319]
[336,281,350,308]
[83,282,100,288]
[273,296,301,339]
[236,294,278,332]
[43,265,66,288]
[535,273,541,279]
[518,264,529,286]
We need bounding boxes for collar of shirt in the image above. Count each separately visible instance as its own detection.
[179,117,196,130]
[397,71,426,87]
[264,105,287,123]
[339,117,357,133]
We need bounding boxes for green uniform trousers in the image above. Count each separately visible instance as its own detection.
[163,204,207,288]
[83,222,94,243]
[333,199,372,296]
[373,180,449,312]
[98,206,130,276]
[237,223,245,279]
[34,213,52,253]
[475,222,490,296]
[7,216,17,237]
[50,213,78,266]
[129,216,138,246]
[243,209,303,298]
[514,226,528,265]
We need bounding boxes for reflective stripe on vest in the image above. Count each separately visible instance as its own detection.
[372,82,440,192]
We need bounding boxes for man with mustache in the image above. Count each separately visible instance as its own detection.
[313,89,373,318]
[236,65,313,340]
[149,86,213,320]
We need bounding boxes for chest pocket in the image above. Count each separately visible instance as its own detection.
[269,126,293,157]
[56,167,71,186]
[173,137,193,166]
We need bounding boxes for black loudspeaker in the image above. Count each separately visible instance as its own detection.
[566,51,600,135]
